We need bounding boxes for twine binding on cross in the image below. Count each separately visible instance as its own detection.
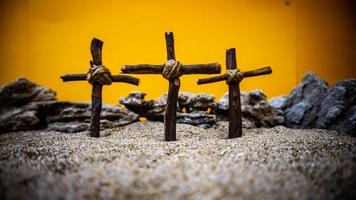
[225,69,244,84]
[87,61,112,85]
[162,59,182,80]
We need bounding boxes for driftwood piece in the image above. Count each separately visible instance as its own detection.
[61,74,139,85]
[121,63,221,74]
[197,66,271,85]
[61,38,139,137]
[120,32,221,141]
[90,39,104,138]
[197,48,272,139]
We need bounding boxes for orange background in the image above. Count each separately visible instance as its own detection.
[0,0,355,104]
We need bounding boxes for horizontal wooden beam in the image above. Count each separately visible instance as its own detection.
[121,63,221,75]
[197,66,272,85]
[60,74,140,85]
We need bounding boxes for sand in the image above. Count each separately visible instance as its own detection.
[0,121,355,200]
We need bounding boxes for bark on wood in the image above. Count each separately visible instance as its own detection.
[90,38,104,138]
[226,48,242,139]
[61,74,139,85]
[121,63,221,74]
[196,66,272,85]
[164,32,179,141]
[243,67,272,78]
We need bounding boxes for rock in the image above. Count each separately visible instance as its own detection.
[38,101,139,133]
[176,111,216,128]
[217,90,285,128]
[178,92,216,112]
[120,92,217,127]
[47,122,89,133]
[216,93,229,116]
[283,72,329,128]
[119,91,155,115]
[269,96,287,109]
[0,77,140,133]
[145,93,168,121]
[315,79,356,136]
[46,118,129,133]
[0,101,139,134]
[0,77,56,108]
[278,72,356,136]
[0,103,42,133]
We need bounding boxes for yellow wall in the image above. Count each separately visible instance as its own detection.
[0,0,354,104]
[296,0,356,84]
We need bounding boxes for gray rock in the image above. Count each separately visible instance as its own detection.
[0,101,139,134]
[0,77,56,108]
[176,111,216,128]
[217,90,285,128]
[46,118,131,133]
[278,72,356,136]
[178,92,216,112]
[269,96,287,109]
[47,122,89,133]
[216,93,229,115]
[283,72,329,128]
[145,93,168,121]
[38,101,139,132]
[119,91,155,115]
[120,92,217,127]
[0,103,42,133]
[0,78,139,134]
[316,79,356,136]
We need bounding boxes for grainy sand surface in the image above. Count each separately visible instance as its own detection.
[0,121,355,200]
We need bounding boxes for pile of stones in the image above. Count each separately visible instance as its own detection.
[0,77,139,133]
[270,72,356,136]
[119,90,285,129]
[1,72,355,136]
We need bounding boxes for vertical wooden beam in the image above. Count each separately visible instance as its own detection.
[164,32,180,141]
[90,38,103,137]
[226,48,242,138]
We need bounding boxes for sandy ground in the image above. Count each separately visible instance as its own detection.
[0,121,355,200]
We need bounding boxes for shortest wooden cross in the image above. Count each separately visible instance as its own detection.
[61,38,140,137]
[197,48,272,138]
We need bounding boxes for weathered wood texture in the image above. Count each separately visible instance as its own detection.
[61,38,139,138]
[120,32,221,141]
[226,48,242,138]
[197,48,272,139]
[90,38,104,138]
[196,66,272,85]
[121,63,221,74]
[61,74,139,85]
[164,32,179,141]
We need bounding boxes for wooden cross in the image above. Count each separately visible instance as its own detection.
[121,32,221,141]
[197,48,272,138]
[60,38,140,137]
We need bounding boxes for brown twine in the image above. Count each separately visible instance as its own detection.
[87,61,112,85]
[162,59,182,80]
[225,69,244,84]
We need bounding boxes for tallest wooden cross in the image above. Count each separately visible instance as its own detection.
[121,32,221,141]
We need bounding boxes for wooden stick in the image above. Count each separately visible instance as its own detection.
[226,48,242,139]
[243,67,272,78]
[90,38,103,138]
[196,66,272,85]
[121,63,221,74]
[61,74,140,85]
[164,32,179,141]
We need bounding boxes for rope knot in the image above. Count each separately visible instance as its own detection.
[162,59,182,80]
[225,69,244,84]
[87,61,112,85]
